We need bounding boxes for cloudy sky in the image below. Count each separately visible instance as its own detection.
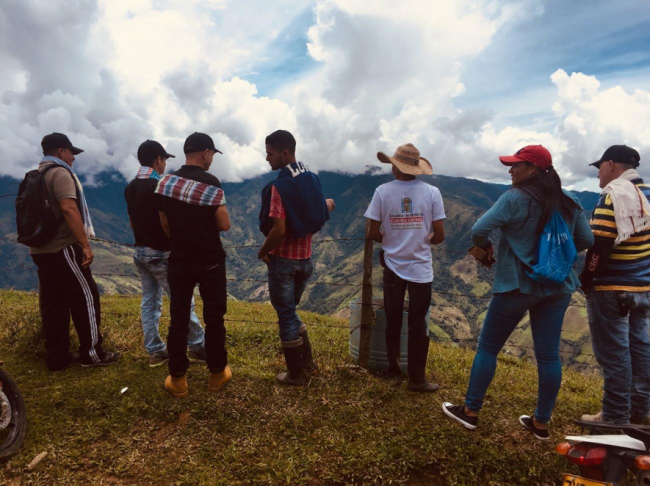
[1,0,649,191]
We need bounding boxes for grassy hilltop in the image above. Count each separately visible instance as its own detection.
[0,290,603,485]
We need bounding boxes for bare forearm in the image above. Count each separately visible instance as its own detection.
[259,228,285,258]
[62,208,90,248]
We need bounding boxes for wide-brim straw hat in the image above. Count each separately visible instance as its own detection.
[377,143,433,176]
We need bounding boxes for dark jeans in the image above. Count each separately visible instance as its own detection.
[465,291,571,424]
[31,244,105,369]
[167,259,227,377]
[267,255,313,344]
[587,290,650,424]
[383,266,432,383]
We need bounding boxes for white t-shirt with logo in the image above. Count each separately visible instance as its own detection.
[364,179,446,283]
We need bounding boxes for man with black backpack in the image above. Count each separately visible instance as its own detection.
[18,133,121,371]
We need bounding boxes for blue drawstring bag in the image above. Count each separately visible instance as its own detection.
[527,211,577,285]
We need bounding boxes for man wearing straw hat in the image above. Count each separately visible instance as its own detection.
[364,143,446,392]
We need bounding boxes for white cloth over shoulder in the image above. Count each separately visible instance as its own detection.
[603,169,650,244]
[364,179,446,283]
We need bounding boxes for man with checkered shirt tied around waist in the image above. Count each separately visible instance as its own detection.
[155,132,232,398]
[580,145,650,425]
[258,130,335,386]
[365,143,446,393]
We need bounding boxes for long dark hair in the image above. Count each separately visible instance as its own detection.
[515,163,580,235]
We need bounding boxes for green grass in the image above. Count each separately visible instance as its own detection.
[0,290,604,485]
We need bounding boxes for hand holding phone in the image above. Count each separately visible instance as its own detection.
[468,245,496,269]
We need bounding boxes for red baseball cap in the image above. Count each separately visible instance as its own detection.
[499,145,552,171]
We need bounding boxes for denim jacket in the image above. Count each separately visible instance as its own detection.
[472,188,594,297]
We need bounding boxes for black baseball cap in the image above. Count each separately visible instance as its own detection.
[590,145,640,168]
[183,132,223,154]
[137,140,175,164]
[41,132,84,155]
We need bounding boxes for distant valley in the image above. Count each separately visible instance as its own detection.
[0,170,600,369]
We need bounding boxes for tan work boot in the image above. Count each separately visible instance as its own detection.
[581,411,602,422]
[165,375,188,398]
[208,366,232,392]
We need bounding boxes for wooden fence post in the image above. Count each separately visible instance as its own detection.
[359,218,375,369]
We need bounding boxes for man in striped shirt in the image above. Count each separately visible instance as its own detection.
[580,145,650,425]
[258,130,335,386]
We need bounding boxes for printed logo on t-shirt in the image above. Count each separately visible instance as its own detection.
[390,196,423,229]
[401,197,413,213]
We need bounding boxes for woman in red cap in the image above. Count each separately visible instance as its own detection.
[442,145,594,440]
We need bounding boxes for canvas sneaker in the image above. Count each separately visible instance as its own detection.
[442,402,478,430]
[149,350,169,368]
[519,415,549,440]
[188,347,207,363]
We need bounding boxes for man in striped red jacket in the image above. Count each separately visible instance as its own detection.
[580,145,650,425]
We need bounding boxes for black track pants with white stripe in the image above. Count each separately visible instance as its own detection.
[32,244,105,369]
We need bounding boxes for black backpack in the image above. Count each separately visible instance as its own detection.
[15,165,69,247]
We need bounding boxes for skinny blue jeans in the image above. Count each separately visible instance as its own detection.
[267,255,313,344]
[465,291,571,424]
[587,290,650,424]
[133,247,204,355]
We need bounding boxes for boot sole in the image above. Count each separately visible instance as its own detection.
[165,386,188,398]
[208,376,232,392]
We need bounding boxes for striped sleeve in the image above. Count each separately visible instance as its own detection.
[590,194,618,239]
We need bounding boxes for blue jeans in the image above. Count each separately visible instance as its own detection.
[465,291,571,424]
[587,290,650,424]
[133,247,204,355]
[267,255,313,344]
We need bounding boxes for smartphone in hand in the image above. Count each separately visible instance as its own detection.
[468,245,496,268]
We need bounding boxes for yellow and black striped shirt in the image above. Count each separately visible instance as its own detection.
[590,178,650,291]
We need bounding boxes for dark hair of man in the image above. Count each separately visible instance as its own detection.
[265,130,296,155]
[514,163,581,236]
[43,148,59,157]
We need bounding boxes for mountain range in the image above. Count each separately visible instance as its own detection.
[0,169,600,369]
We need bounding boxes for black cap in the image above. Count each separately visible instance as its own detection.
[183,132,223,154]
[41,132,84,155]
[137,140,175,164]
[590,145,640,168]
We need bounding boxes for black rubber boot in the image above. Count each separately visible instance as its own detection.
[384,332,403,385]
[277,345,305,386]
[406,336,439,393]
[299,329,318,373]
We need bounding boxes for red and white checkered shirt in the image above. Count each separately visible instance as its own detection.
[269,186,312,259]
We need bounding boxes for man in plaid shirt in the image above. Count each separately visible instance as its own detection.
[258,130,335,386]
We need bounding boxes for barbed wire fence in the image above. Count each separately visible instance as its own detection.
[2,220,597,365]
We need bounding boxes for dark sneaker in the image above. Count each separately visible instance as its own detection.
[519,415,549,440]
[81,351,122,368]
[188,347,207,363]
[149,350,169,368]
[442,402,478,430]
[407,381,439,393]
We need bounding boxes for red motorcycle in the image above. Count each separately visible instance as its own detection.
[0,361,27,461]
[556,420,650,486]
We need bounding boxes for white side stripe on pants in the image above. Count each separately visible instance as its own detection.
[63,246,101,363]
